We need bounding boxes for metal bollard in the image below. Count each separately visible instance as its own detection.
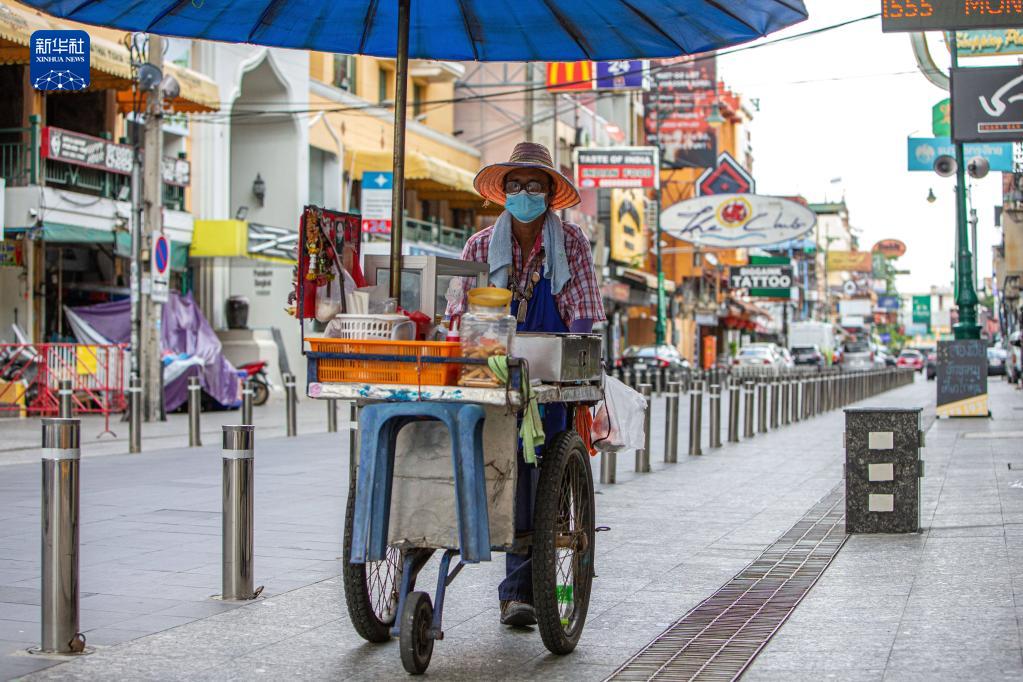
[781,379,791,426]
[241,379,254,426]
[623,369,633,389]
[769,379,779,429]
[688,381,703,455]
[128,374,142,454]
[792,379,802,423]
[58,379,73,418]
[345,401,359,480]
[40,418,84,654]
[222,425,257,600]
[653,368,663,396]
[757,380,768,433]
[284,373,297,437]
[727,380,740,443]
[664,382,680,464]
[637,384,652,473]
[708,384,721,448]
[743,380,755,438]
[327,398,338,433]
[188,376,202,447]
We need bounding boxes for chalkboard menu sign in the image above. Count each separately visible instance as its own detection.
[936,340,988,417]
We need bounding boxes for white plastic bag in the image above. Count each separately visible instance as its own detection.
[591,373,647,453]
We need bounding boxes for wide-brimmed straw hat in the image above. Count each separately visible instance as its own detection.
[474,142,580,210]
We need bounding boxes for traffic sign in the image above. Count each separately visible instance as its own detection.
[151,233,170,303]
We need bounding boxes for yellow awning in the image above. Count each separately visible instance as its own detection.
[0,3,130,83]
[347,148,479,196]
[0,2,219,112]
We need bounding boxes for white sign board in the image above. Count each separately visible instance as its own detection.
[360,172,393,234]
[838,298,872,317]
[660,194,816,248]
[151,233,170,304]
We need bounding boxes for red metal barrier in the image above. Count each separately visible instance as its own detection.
[0,344,128,425]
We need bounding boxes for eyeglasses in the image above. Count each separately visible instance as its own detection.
[504,180,547,196]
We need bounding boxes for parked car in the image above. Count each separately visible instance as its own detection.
[896,349,925,372]
[839,339,874,372]
[878,347,897,367]
[791,345,825,368]
[926,351,937,380]
[987,346,1008,376]
[1008,332,1022,385]
[619,345,690,373]
[732,345,784,372]
[777,347,795,369]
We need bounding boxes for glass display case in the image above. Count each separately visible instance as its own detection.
[363,255,489,319]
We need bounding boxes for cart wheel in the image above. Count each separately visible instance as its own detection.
[399,591,434,675]
[342,477,402,643]
[532,430,595,655]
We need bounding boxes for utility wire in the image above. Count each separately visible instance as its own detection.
[181,11,881,124]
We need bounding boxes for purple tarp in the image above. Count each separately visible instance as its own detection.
[72,292,240,412]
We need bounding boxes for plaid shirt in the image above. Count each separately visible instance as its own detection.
[447,220,606,326]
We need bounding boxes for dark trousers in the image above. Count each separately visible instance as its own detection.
[497,404,566,603]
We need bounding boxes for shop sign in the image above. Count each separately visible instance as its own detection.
[877,295,901,311]
[872,238,908,258]
[696,152,755,196]
[957,29,1023,57]
[575,147,659,189]
[546,61,593,92]
[907,137,1014,171]
[660,194,816,248]
[248,223,298,262]
[600,280,630,303]
[0,240,21,267]
[933,99,950,136]
[360,172,393,234]
[951,65,1023,143]
[826,250,873,272]
[882,1,1023,32]
[609,188,647,265]
[595,61,647,91]
[644,55,718,169]
[912,294,932,328]
[695,312,718,326]
[30,30,89,91]
[936,339,988,417]
[729,264,794,299]
[41,126,191,186]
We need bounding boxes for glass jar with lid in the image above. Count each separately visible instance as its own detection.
[458,287,516,387]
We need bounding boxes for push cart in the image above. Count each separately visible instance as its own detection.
[306,346,600,675]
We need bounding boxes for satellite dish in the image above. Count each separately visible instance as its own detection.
[933,155,956,177]
[136,63,163,92]
[843,280,857,295]
[967,156,989,179]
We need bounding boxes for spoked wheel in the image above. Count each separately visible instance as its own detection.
[250,379,270,406]
[532,430,596,655]
[342,477,402,642]
[399,591,434,675]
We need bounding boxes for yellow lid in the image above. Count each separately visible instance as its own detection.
[468,287,512,308]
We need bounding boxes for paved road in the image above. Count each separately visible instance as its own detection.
[1,375,1020,680]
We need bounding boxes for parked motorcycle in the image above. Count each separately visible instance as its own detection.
[237,360,271,406]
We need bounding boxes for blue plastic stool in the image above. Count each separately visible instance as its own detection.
[349,401,491,564]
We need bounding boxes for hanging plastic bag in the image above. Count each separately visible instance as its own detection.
[315,275,343,323]
[591,373,647,453]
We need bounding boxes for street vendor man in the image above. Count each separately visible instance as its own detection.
[450,141,606,627]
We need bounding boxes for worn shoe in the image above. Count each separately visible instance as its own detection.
[500,600,537,627]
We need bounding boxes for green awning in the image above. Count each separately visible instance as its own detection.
[42,223,114,244]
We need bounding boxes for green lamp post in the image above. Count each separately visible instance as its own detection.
[949,41,981,340]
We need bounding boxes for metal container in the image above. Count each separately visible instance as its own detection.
[513,333,602,383]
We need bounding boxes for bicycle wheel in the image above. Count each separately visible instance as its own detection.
[342,476,402,643]
[532,430,595,655]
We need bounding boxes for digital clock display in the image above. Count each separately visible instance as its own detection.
[881,1,1023,33]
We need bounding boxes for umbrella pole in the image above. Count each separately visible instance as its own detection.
[388,0,411,300]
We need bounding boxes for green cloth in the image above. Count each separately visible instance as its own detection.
[487,355,544,463]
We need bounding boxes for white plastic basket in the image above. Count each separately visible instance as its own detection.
[329,314,412,340]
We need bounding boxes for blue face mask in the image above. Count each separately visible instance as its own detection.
[505,191,547,223]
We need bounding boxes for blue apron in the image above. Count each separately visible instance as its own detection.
[499,262,568,602]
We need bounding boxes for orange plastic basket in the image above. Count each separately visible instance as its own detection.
[307,338,461,386]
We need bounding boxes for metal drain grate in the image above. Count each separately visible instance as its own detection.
[607,486,847,682]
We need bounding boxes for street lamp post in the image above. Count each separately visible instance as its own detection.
[654,82,666,346]
[950,42,981,340]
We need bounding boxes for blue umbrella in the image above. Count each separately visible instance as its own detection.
[21,0,808,295]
